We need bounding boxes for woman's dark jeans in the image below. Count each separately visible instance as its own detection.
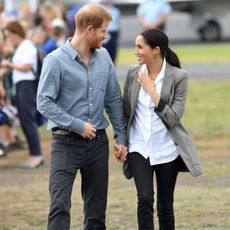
[129,152,183,230]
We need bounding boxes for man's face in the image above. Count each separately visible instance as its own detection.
[89,21,109,49]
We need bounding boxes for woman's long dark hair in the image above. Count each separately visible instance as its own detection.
[141,29,181,68]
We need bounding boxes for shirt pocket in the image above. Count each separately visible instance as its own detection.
[97,72,108,92]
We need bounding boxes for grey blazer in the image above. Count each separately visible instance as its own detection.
[123,63,202,177]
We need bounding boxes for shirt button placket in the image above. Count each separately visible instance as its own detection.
[88,70,93,121]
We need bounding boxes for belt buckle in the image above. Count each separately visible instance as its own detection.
[53,129,69,136]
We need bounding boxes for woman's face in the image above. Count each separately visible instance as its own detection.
[4,30,20,47]
[135,35,156,65]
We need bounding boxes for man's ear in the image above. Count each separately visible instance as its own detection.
[86,25,94,33]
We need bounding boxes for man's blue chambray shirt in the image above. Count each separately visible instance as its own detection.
[37,39,126,145]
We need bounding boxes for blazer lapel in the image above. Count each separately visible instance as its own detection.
[130,66,141,118]
[160,63,175,103]
[129,63,175,120]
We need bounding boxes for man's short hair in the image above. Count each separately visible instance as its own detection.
[75,4,112,31]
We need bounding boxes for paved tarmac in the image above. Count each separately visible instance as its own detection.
[116,63,230,81]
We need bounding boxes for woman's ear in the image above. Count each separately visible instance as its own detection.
[154,46,161,54]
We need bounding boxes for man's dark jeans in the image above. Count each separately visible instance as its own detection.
[47,131,109,230]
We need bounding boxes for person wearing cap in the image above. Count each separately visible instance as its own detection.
[100,0,121,64]
[122,29,202,229]
[37,3,127,230]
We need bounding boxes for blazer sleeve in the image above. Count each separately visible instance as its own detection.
[123,67,133,124]
[154,70,189,129]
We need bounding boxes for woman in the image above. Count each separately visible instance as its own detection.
[1,21,43,168]
[123,29,202,229]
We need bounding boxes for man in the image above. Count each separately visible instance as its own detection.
[137,0,172,31]
[37,4,127,230]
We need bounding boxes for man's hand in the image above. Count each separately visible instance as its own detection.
[114,140,128,163]
[80,122,96,139]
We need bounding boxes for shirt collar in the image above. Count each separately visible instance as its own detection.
[65,38,78,60]
[64,38,98,61]
[155,58,166,84]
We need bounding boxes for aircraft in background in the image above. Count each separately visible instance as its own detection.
[167,0,230,41]
[112,0,230,41]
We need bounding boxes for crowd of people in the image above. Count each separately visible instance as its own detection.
[1,1,202,230]
[0,1,71,164]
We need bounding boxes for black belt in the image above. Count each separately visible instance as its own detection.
[52,128,105,139]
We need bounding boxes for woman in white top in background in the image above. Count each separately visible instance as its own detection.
[2,21,43,168]
[122,29,202,230]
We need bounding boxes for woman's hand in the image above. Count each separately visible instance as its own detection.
[138,71,156,95]
[138,71,160,107]
[1,60,32,72]
[114,141,128,163]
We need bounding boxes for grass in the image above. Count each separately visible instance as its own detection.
[0,133,230,229]
[117,43,230,65]
[0,80,230,229]
[0,43,230,229]
[182,80,230,139]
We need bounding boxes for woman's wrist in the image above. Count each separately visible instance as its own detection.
[150,89,160,107]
